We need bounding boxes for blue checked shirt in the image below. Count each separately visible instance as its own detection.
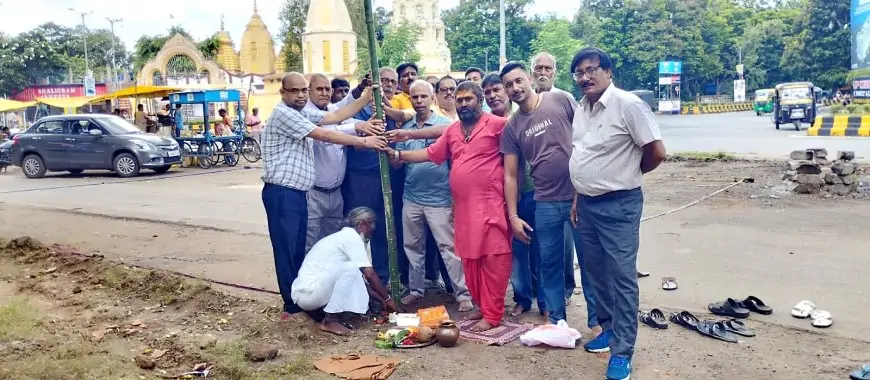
[260,100,327,190]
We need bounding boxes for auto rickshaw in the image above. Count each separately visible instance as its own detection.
[772,82,818,131]
[753,89,774,116]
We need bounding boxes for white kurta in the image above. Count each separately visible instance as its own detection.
[291,227,372,314]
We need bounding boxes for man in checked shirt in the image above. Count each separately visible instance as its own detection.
[261,72,387,320]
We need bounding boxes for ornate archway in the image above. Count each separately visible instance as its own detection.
[137,35,224,85]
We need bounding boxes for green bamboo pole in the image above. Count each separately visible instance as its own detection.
[364,0,401,303]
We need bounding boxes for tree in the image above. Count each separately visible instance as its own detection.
[781,0,850,90]
[378,23,421,69]
[442,0,540,72]
[278,0,308,72]
[530,18,584,94]
[131,27,222,73]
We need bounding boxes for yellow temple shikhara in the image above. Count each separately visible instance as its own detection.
[135,0,455,119]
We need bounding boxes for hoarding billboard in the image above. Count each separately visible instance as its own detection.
[853,76,870,98]
[852,0,870,69]
[658,61,682,75]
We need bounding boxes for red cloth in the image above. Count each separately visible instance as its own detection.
[426,113,512,260]
[462,253,512,325]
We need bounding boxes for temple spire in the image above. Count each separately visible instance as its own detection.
[253,0,258,13]
[220,14,225,31]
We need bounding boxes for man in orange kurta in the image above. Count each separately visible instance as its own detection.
[385,81,512,331]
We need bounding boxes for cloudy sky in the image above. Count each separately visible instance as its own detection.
[0,0,579,51]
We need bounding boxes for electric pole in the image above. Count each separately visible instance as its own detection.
[70,8,93,111]
[499,0,506,67]
[106,18,122,92]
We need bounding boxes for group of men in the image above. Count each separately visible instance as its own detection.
[260,47,666,380]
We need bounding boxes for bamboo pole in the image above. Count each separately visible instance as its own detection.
[363,0,401,303]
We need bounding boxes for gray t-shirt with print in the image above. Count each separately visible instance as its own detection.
[501,91,578,201]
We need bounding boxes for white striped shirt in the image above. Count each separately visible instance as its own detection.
[569,83,662,197]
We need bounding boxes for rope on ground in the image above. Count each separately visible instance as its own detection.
[640,179,747,222]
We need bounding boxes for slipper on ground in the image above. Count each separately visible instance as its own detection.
[810,310,833,328]
[790,300,816,319]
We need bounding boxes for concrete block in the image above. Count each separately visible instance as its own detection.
[810,148,828,158]
[793,183,821,194]
[795,174,824,186]
[837,150,856,161]
[814,157,831,166]
[832,161,857,175]
[789,150,812,160]
[830,184,851,196]
[841,174,856,185]
[782,170,797,181]
[789,160,821,174]
[824,172,844,184]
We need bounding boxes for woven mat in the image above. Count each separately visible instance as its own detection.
[456,319,534,346]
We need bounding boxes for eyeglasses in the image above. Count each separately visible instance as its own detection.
[281,87,309,95]
[572,66,601,80]
[438,87,456,94]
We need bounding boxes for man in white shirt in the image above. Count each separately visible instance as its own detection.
[568,47,666,380]
[292,206,398,336]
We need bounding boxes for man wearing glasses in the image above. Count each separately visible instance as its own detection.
[569,48,666,380]
[434,76,459,121]
[261,72,387,322]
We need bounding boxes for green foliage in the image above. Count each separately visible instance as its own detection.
[780,0,849,90]
[131,27,221,73]
[0,23,129,96]
[530,18,584,94]
[442,0,540,72]
[845,103,859,114]
[831,103,844,114]
[378,23,421,69]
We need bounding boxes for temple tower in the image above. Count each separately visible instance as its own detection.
[301,0,358,76]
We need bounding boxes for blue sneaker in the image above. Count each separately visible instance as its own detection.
[583,329,612,353]
[606,355,632,380]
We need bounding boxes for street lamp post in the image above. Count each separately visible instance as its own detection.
[69,8,93,111]
[106,18,122,92]
[499,0,506,67]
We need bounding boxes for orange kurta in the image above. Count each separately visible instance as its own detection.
[426,113,512,325]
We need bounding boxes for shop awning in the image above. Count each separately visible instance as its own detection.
[94,85,185,101]
[0,99,36,112]
[35,97,98,109]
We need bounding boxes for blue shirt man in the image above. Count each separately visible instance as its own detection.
[395,113,452,207]
[173,105,184,138]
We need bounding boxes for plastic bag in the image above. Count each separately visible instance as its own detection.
[519,320,583,348]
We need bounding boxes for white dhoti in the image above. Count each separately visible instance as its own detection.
[291,262,369,314]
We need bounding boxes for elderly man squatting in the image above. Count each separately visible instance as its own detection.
[292,207,398,336]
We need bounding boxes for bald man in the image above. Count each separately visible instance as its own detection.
[262,72,387,320]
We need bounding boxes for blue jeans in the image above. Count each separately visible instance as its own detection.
[512,193,580,312]
[578,188,643,357]
[262,183,308,314]
[536,200,597,327]
[511,191,545,311]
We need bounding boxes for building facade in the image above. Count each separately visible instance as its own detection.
[391,0,452,74]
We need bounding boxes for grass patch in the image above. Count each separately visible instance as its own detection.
[0,340,125,380]
[0,298,40,340]
[667,151,737,162]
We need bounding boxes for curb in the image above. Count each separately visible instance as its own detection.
[807,116,870,137]
[680,103,753,115]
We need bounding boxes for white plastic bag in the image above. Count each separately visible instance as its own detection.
[519,320,583,348]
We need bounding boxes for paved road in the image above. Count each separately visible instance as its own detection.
[659,111,870,161]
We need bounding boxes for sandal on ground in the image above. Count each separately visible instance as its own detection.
[810,310,833,328]
[637,271,650,278]
[638,308,668,329]
[790,300,816,319]
[661,277,678,291]
[850,364,870,380]
[708,298,750,319]
[722,319,755,337]
[736,296,773,315]
[695,320,738,343]
[668,311,700,330]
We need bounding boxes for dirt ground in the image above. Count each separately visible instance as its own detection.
[1,158,869,380]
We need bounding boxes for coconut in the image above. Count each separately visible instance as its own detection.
[417,326,435,342]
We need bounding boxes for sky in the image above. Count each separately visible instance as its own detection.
[0,0,579,52]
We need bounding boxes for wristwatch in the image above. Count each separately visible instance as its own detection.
[394,150,400,160]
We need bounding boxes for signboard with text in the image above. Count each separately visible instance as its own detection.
[853,0,870,69]
[12,84,108,102]
[734,80,746,102]
[853,76,870,98]
[84,76,96,97]
[658,61,682,74]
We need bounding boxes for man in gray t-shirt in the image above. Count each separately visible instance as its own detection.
[499,61,598,330]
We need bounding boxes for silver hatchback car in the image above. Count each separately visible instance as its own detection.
[10,114,181,178]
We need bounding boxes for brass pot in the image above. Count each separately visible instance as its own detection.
[435,320,460,347]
